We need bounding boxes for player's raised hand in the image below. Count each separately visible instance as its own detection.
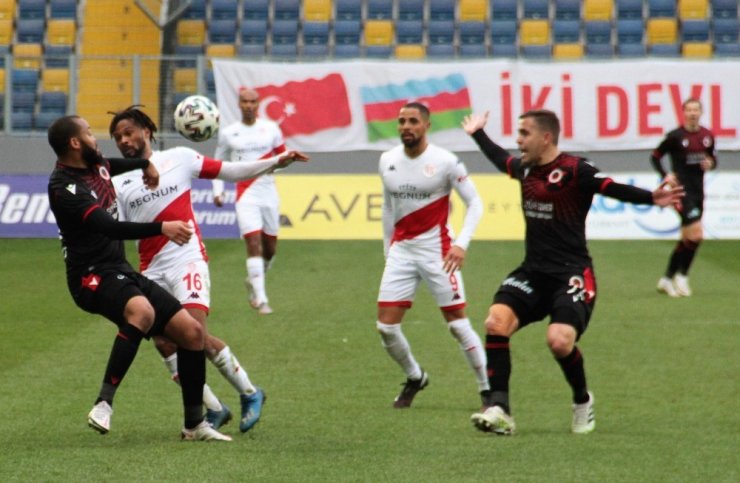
[276,150,310,168]
[142,162,160,189]
[461,111,490,135]
[161,220,193,245]
[652,181,685,208]
[443,245,466,273]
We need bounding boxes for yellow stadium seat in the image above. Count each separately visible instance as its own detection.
[520,20,550,46]
[47,19,77,46]
[647,18,678,44]
[0,0,15,20]
[206,43,235,58]
[0,18,12,44]
[42,68,70,93]
[679,0,708,19]
[0,68,5,93]
[176,20,206,46]
[13,43,43,69]
[459,0,488,22]
[584,0,613,21]
[304,0,332,21]
[682,41,712,57]
[395,44,425,59]
[364,20,394,46]
[553,43,584,59]
[173,68,198,93]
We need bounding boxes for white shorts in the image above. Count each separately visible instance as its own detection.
[235,196,280,238]
[377,244,466,310]
[143,259,211,312]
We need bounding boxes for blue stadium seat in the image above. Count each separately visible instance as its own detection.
[303,44,330,57]
[240,19,268,45]
[242,0,269,20]
[49,0,78,19]
[210,0,238,20]
[428,20,455,45]
[618,43,647,56]
[395,20,423,44]
[617,19,645,43]
[555,0,581,20]
[367,0,393,20]
[459,22,486,45]
[429,0,455,20]
[711,0,738,20]
[365,45,393,58]
[585,20,613,44]
[204,69,215,93]
[45,45,73,68]
[303,21,330,45]
[16,19,45,43]
[237,44,266,57]
[11,69,39,92]
[491,20,518,45]
[12,91,36,112]
[18,0,46,19]
[522,45,552,58]
[713,18,738,44]
[648,0,676,18]
[523,0,550,19]
[427,43,456,58]
[335,0,362,20]
[460,44,488,57]
[271,44,298,58]
[553,19,581,43]
[273,0,300,20]
[208,19,236,44]
[272,19,299,45]
[616,0,644,19]
[35,111,59,130]
[398,0,424,21]
[12,111,33,130]
[491,44,519,57]
[682,20,710,42]
[39,91,67,113]
[174,45,201,68]
[491,0,518,20]
[334,43,362,58]
[714,43,740,56]
[586,43,614,57]
[649,43,681,57]
[0,45,7,67]
[334,20,362,45]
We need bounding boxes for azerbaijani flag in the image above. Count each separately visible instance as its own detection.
[361,73,472,142]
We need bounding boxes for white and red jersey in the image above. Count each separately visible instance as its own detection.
[379,143,483,259]
[212,118,286,203]
[113,147,223,272]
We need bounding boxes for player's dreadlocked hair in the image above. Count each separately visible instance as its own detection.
[108,105,158,143]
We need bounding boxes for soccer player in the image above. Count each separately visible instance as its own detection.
[47,115,231,441]
[463,110,684,435]
[109,106,308,432]
[376,102,488,409]
[651,98,717,297]
[212,87,287,315]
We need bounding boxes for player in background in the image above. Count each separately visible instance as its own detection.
[463,110,684,435]
[376,102,488,409]
[47,115,231,441]
[651,98,717,297]
[109,106,308,432]
[212,87,287,315]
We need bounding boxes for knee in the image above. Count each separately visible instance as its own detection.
[546,328,576,357]
[179,318,205,350]
[484,305,516,336]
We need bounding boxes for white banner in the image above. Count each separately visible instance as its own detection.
[213,59,739,152]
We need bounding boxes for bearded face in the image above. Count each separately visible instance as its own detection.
[79,138,105,167]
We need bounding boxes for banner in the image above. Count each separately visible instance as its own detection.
[4,173,740,240]
[213,59,740,152]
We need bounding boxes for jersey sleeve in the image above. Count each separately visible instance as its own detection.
[650,133,673,178]
[449,159,482,251]
[577,160,613,194]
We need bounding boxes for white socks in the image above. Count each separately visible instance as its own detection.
[448,318,489,392]
[247,256,267,304]
[163,353,222,411]
[376,321,422,380]
[212,346,257,395]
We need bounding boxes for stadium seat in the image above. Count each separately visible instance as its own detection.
[176,20,206,46]
[303,21,330,45]
[206,44,235,59]
[395,44,425,59]
[555,0,582,20]
[586,43,615,57]
[237,44,266,57]
[459,0,488,21]
[491,0,518,21]
[395,20,423,44]
[365,45,393,58]
[272,19,299,45]
[334,19,362,45]
[39,91,67,113]
[585,20,613,44]
[553,43,585,58]
[367,0,393,20]
[16,19,45,43]
[274,0,300,20]
[427,43,456,57]
[458,21,486,44]
[173,68,197,93]
[0,18,13,45]
[648,0,677,17]
[430,0,456,20]
[584,0,614,20]
[12,111,33,130]
[647,18,678,43]
[682,41,712,57]
[522,45,552,58]
[303,43,330,57]
[12,91,35,112]
[491,43,519,57]
[271,44,298,58]
[713,18,738,44]
[173,45,201,68]
[617,19,645,43]
[240,19,268,45]
[18,0,45,19]
[553,19,581,43]
[649,43,681,56]
[364,20,393,46]
[34,111,60,130]
[616,0,644,19]
[398,0,424,20]
[41,68,69,93]
[714,43,740,56]
[679,0,709,19]
[523,0,550,19]
[520,19,550,46]
[208,19,237,44]
[0,0,14,20]
[181,0,206,19]
[0,44,7,66]
[428,19,455,45]
[242,0,269,20]
[460,44,488,57]
[618,42,647,56]
[13,43,42,69]
[333,43,362,58]
[0,68,4,92]
[681,19,710,41]
[304,0,332,21]
[335,0,362,20]
[711,0,738,20]
[44,44,72,68]
[49,0,78,19]
[210,0,237,19]
[491,19,517,45]
[47,19,76,46]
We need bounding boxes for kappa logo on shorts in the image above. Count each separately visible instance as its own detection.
[81,274,101,291]
[188,292,201,299]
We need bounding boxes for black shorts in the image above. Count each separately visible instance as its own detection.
[678,192,703,226]
[492,265,597,337]
[70,263,182,337]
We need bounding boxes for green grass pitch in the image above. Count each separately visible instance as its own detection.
[0,239,738,482]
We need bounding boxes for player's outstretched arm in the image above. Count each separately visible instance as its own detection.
[461,111,490,134]
[652,181,685,207]
[463,113,511,173]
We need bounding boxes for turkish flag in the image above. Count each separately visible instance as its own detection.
[255,73,352,137]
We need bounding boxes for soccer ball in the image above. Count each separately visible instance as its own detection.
[174,95,220,142]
